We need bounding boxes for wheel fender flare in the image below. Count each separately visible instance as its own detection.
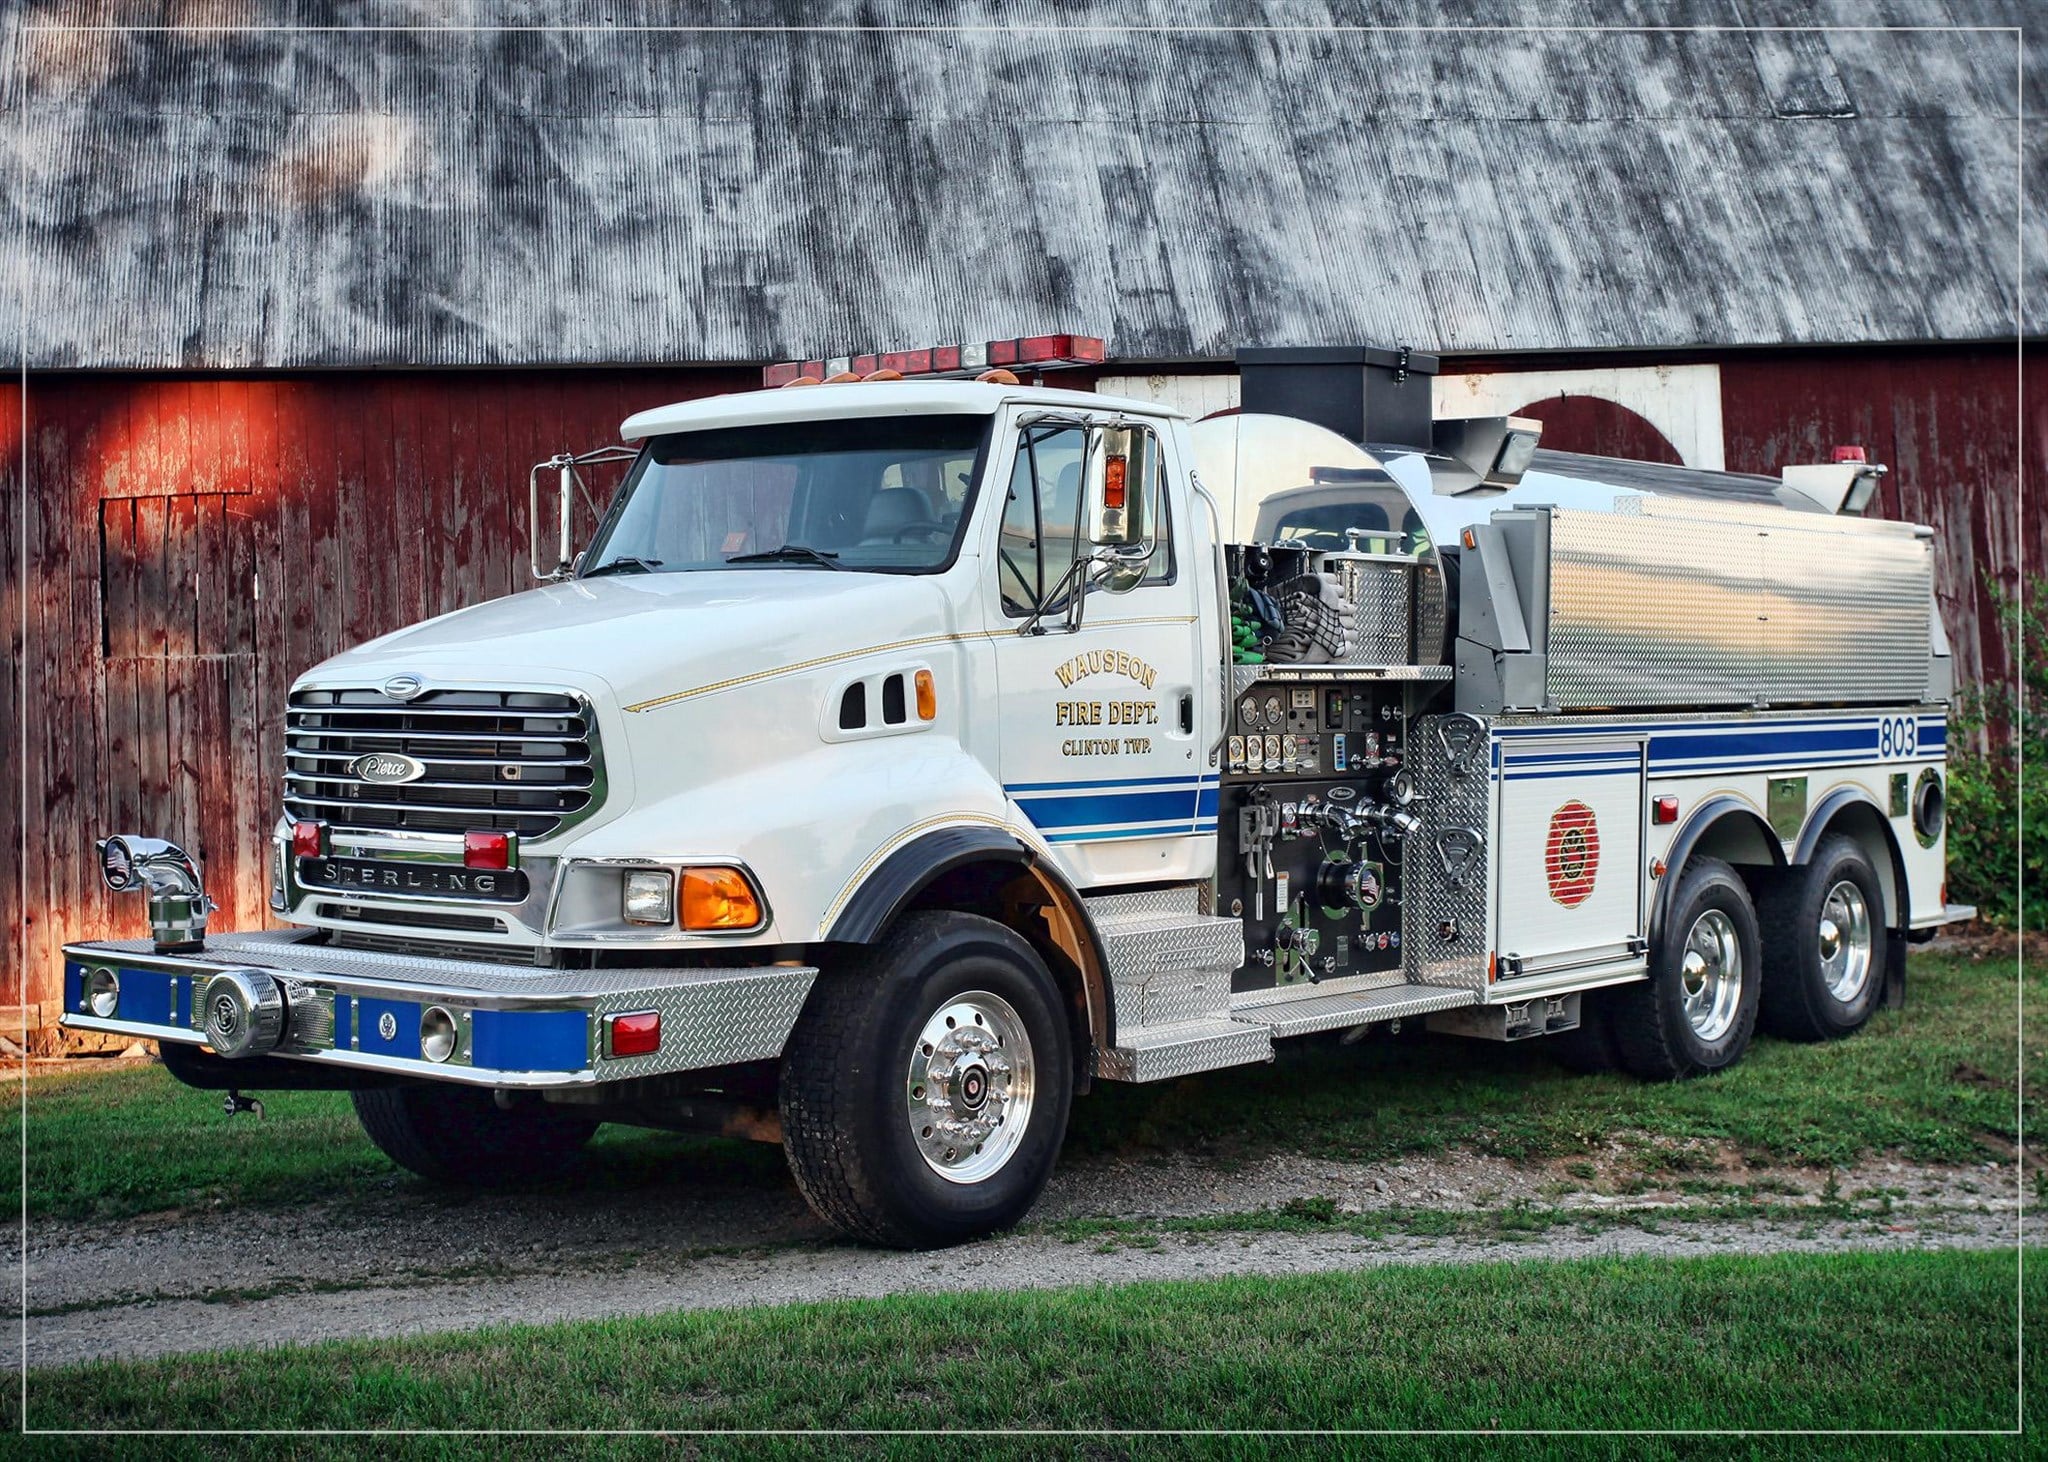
[822,826,1114,1051]
[1649,796,1783,949]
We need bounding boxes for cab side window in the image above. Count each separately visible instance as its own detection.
[999,424,1173,618]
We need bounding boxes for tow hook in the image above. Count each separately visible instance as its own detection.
[222,1089,265,1120]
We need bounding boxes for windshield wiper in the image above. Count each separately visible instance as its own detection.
[581,555,664,578]
[725,544,843,570]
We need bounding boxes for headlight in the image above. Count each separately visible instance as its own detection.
[681,866,765,931]
[86,966,119,1018]
[420,1006,459,1064]
[622,870,676,926]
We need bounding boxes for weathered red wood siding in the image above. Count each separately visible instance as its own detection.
[2,369,751,1020]
[1718,346,2039,697]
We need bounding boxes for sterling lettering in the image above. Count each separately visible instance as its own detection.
[315,863,501,896]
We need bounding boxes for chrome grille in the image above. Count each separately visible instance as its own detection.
[285,687,600,838]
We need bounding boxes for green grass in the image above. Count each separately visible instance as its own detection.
[10,944,2030,1222]
[9,1249,2031,1443]
[1067,941,2033,1171]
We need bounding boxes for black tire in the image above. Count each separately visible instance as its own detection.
[351,1084,597,1186]
[1757,834,1891,1041]
[1612,856,1762,1081]
[1547,990,1624,1074]
[779,910,1074,1249]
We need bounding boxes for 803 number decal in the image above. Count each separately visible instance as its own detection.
[1877,715,1918,758]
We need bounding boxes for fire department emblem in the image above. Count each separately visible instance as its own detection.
[1544,800,1601,908]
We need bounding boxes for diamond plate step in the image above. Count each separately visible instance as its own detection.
[1232,982,1479,1041]
[1082,885,1203,921]
[1096,1018,1272,1083]
[1096,911,1244,978]
[1097,909,1245,1036]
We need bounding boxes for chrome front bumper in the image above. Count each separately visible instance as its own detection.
[60,929,817,1088]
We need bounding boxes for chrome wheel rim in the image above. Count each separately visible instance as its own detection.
[1678,908,1742,1043]
[1818,879,1874,1003]
[905,990,1034,1185]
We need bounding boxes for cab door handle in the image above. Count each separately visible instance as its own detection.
[1178,693,1194,734]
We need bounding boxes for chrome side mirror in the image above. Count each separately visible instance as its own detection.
[529,446,639,581]
[1083,423,1161,595]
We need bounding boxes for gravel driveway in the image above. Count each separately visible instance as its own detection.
[12,1144,2025,1371]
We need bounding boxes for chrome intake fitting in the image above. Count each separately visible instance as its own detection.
[197,970,325,1059]
[96,834,217,953]
[201,970,284,1057]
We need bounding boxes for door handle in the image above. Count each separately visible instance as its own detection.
[1178,693,1194,734]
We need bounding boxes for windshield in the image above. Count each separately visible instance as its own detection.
[581,414,992,576]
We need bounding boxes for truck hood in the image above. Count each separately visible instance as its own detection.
[307,570,960,708]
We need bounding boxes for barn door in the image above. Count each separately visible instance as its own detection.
[98,494,270,932]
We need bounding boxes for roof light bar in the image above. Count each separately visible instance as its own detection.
[763,335,1104,388]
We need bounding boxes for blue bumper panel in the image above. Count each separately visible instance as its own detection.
[470,1009,590,1073]
[57,931,819,1089]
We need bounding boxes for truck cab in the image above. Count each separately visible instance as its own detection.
[63,344,1967,1249]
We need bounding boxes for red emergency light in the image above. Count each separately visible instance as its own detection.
[605,1009,662,1058]
[763,335,1105,388]
[463,830,511,870]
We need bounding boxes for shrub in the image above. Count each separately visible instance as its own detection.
[1943,585,2044,932]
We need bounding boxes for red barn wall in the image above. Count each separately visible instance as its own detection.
[2,347,2036,1021]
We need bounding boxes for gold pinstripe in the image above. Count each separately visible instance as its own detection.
[623,615,1199,714]
[625,632,980,713]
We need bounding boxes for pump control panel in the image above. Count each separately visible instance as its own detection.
[1225,683,1407,779]
[1216,679,1417,992]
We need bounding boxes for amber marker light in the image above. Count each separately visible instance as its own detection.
[914,669,937,721]
[681,866,764,931]
[1104,455,1127,510]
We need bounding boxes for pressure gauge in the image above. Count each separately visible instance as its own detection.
[1238,695,1263,730]
[1263,694,1283,726]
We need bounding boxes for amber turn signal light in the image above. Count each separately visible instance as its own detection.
[681,866,764,931]
[914,668,937,721]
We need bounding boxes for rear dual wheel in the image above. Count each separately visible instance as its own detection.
[1612,856,1761,1080]
[1758,835,1889,1041]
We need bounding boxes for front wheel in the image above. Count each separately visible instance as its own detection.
[1612,856,1761,1080]
[778,911,1074,1248]
[351,1084,597,1186]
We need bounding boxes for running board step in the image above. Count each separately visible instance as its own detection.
[1096,1018,1272,1083]
[1231,984,1479,1041]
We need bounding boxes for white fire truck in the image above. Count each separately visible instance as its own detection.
[63,337,1970,1248]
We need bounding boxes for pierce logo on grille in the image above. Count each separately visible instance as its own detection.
[349,753,426,785]
[382,675,425,700]
[1545,800,1601,908]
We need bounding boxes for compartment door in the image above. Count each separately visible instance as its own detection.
[1492,736,1646,980]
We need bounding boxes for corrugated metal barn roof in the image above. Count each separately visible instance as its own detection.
[6,0,2040,368]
